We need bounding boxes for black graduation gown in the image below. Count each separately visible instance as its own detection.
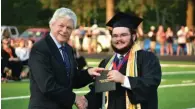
[85,50,162,109]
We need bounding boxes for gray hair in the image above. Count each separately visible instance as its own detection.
[49,7,77,28]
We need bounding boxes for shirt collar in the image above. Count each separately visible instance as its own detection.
[116,52,128,59]
[50,33,63,49]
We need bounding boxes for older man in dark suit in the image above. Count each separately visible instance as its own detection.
[28,7,103,109]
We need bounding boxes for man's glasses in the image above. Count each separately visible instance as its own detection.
[112,33,130,39]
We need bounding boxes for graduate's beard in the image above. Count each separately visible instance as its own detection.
[111,39,133,55]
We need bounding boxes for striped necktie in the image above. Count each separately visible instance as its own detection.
[60,46,70,77]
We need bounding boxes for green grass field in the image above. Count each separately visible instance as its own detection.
[1,60,195,109]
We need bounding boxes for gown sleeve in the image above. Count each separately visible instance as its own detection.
[85,58,110,109]
[126,51,162,104]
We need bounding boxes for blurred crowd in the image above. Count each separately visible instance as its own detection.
[1,29,87,82]
[145,25,195,56]
[68,24,111,54]
[1,30,35,82]
[69,24,195,56]
[1,24,195,82]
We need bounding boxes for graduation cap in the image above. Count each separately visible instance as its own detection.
[106,12,143,29]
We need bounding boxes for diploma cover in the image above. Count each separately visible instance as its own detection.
[95,70,116,93]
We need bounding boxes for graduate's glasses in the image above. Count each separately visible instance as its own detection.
[112,33,130,39]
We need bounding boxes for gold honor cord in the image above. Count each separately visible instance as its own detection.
[102,41,142,109]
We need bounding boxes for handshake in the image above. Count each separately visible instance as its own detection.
[75,95,88,109]
[73,67,104,109]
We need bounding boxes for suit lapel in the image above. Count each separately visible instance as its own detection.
[45,35,66,71]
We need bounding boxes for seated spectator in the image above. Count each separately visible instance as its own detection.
[10,39,17,48]
[1,38,23,81]
[15,39,30,65]
[20,39,35,78]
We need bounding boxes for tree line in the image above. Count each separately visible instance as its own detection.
[1,0,194,32]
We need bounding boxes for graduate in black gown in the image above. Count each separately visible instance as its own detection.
[85,12,162,109]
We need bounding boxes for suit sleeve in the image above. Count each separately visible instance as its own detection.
[72,68,94,89]
[71,48,93,89]
[29,48,76,107]
[126,51,162,103]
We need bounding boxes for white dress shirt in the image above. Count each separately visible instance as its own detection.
[50,33,66,60]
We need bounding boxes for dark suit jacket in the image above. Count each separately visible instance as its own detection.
[28,35,93,109]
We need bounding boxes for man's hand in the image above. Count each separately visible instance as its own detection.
[9,57,19,61]
[75,95,88,109]
[8,57,14,61]
[88,67,104,77]
[107,70,125,84]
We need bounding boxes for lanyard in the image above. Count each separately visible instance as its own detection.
[113,52,129,70]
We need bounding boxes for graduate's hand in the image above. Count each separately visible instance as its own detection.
[88,67,104,77]
[107,70,125,84]
[75,95,88,109]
